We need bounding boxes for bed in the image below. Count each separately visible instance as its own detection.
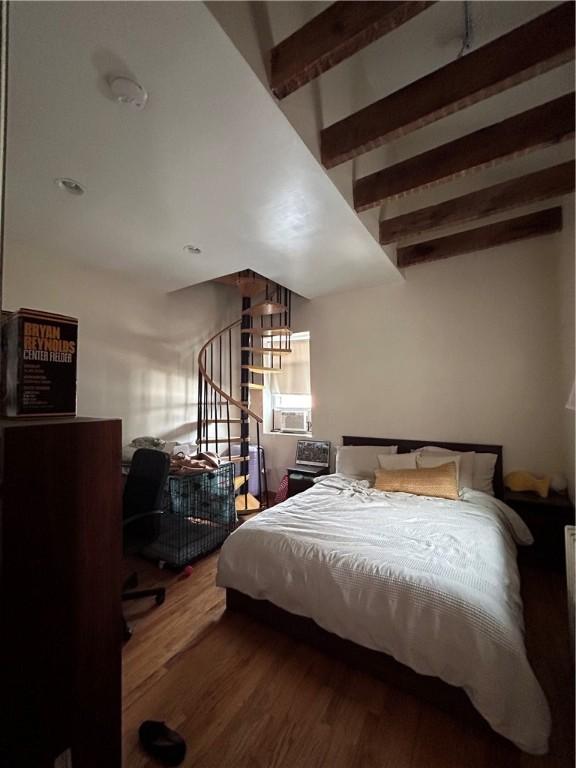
[216,436,550,754]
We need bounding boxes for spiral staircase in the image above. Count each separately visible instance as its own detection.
[197,271,292,514]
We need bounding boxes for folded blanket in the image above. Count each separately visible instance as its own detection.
[170,451,220,475]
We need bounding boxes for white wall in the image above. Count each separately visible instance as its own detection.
[213,1,576,495]
[556,200,576,496]
[3,247,237,444]
[5,218,573,496]
[264,197,575,495]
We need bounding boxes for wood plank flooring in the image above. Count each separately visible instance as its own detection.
[123,555,574,768]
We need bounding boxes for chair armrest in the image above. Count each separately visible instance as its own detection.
[123,510,165,527]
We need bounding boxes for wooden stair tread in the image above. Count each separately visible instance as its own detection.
[234,474,249,490]
[242,302,287,317]
[247,382,265,391]
[241,347,291,355]
[244,327,292,336]
[236,276,268,298]
[205,418,242,424]
[235,492,261,513]
[196,437,247,444]
[241,365,280,374]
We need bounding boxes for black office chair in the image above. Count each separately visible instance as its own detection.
[122,448,170,639]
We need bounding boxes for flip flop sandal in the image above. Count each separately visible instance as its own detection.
[138,720,187,766]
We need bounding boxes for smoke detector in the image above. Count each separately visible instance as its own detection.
[108,76,148,110]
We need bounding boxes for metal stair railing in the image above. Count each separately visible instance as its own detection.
[196,280,292,514]
[197,319,263,513]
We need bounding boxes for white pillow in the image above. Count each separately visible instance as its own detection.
[473,453,498,496]
[417,453,462,490]
[417,445,496,494]
[416,447,474,489]
[378,453,418,470]
[335,445,397,480]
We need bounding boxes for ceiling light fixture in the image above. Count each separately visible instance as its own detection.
[55,178,86,196]
[108,76,148,110]
[184,245,202,255]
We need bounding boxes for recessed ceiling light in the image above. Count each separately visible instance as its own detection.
[108,76,148,110]
[184,245,202,255]
[55,178,86,196]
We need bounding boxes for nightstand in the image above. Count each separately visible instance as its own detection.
[287,466,328,498]
[503,490,575,570]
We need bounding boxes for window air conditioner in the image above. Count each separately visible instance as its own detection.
[276,409,309,433]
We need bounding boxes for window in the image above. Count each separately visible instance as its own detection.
[265,332,311,433]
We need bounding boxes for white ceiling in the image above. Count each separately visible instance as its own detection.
[4,1,401,299]
[6,2,573,301]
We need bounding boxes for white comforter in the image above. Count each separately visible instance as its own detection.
[217,475,550,754]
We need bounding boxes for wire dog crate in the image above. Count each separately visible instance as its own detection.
[141,462,237,568]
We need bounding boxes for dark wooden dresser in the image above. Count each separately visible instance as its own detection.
[0,417,123,768]
[503,489,575,570]
[287,466,329,497]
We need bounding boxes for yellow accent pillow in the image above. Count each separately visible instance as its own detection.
[373,462,459,500]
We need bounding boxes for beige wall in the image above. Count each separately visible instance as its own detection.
[264,197,575,496]
[3,247,237,444]
[5,211,573,496]
[557,200,576,496]
[211,1,575,495]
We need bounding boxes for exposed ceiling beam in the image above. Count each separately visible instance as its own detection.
[354,93,575,212]
[269,1,435,100]
[397,207,563,268]
[379,162,575,244]
[322,2,575,168]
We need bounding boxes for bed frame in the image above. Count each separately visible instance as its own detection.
[226,436,504,727]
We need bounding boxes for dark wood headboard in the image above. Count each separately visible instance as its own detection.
[342,436,504,499]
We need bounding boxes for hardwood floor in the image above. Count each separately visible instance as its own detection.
[123,555,574,768]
